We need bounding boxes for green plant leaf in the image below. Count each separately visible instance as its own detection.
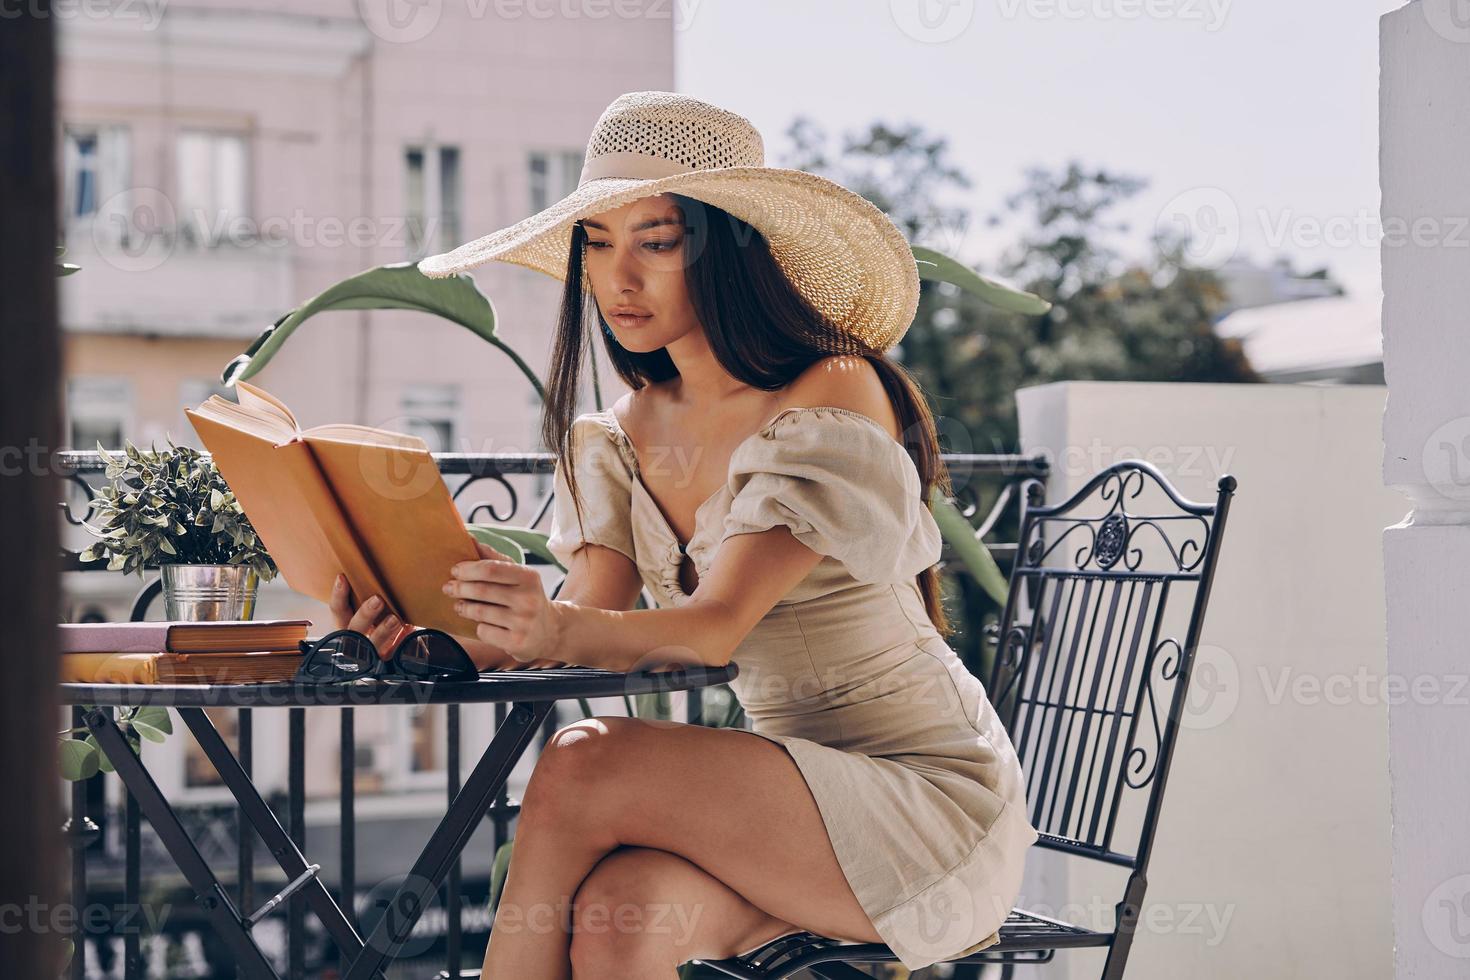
[58,740,99,781]
[84,734,113,774]
[471,525,562,569]
[83,730,140,774]
[133,706,172,734]
[130,720,168,744]
[489,839,515,916]
[912,244,1052,315]
[930,488,1010,605]
[223,263,504,386]
[464,524,527,565]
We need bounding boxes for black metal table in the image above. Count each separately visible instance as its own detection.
[61,663,738,980]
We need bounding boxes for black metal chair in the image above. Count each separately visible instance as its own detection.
[698,460,1238,980]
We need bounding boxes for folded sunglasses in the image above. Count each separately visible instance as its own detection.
[294,627,479,683]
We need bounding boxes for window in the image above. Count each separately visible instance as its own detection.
[65,377,134,452]
[405,143,462,258]
[340,706,445,790]
[528,149,584,213]
[61,124,131,225]
[400,382,460,453]
[176,130,248,248]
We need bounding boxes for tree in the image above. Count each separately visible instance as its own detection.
[777,123,1259,692]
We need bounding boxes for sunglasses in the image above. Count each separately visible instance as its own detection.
[294,627,479,684]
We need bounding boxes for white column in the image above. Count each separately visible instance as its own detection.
[1381,3,1470,977]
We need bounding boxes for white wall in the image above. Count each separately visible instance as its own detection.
[1380,4,1470,977]
[1013,380,1399,980]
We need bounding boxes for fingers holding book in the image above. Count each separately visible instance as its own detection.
[328,573,411,660]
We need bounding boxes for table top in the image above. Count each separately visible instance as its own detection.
[59,663,739,707]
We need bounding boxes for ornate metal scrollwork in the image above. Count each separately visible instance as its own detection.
[451,472,523,525]
[1123,637,1183,791]
[1020,465,1211,574]
[1093,513,1128,569]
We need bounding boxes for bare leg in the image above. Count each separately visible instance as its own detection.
[480,717,882,978]
[568,845,803,978]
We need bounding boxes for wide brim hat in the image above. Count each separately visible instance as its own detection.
[416,90,920,353]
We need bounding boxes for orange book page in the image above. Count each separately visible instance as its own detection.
[302,434,481,635]
[185,409,394,615]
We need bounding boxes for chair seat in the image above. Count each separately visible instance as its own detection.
[696,906,1111,979]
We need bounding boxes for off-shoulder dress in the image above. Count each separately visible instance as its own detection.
[544,405,1038,970]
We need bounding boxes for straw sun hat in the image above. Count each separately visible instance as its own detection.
[416,90,921,353]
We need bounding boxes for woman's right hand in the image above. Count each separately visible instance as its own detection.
[327,573,566,669]
[327,573,411,660]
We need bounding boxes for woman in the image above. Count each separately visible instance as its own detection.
[329,91,1037,976]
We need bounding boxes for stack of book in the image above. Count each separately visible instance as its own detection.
[58,619,312,684]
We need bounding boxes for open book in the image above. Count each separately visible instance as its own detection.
[185,381,482,637]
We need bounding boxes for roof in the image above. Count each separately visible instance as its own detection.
[1215,294,1383,376]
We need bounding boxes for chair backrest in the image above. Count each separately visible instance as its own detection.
[987,460,1236,877]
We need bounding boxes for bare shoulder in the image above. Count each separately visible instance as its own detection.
[609,388,647,433]
[783,355,900,439]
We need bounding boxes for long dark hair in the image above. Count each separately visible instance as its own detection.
[541,193,953,637]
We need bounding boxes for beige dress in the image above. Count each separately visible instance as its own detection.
[545,404,1039,971]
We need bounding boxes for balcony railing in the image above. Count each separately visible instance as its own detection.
[54,446,1048,980]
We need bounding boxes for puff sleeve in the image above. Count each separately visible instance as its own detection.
[718,407,943,584]
[545,413,638,567]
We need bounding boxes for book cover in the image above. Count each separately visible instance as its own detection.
[58,619,311,654]
[185,381,483,636]
[60,650,304,685]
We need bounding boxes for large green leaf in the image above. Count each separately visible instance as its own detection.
[464,524,527,565]
[222,263,540,392]
[469,524,562,570]
[912,244,1052,315]
[930,488,1010,605]
[59,740,99,781]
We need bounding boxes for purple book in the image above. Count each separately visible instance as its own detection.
[58,619,312,654]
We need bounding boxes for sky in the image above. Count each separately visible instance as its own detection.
[676,0,1406,302]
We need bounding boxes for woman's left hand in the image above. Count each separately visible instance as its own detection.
[444,540,562,663]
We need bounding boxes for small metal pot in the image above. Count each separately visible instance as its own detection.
[160,564,259,621]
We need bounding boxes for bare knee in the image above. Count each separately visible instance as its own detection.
[521,717,636,824]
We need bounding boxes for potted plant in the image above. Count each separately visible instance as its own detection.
[78,437,278,620]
